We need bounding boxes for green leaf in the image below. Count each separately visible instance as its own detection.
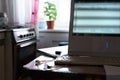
[44,1,57,20]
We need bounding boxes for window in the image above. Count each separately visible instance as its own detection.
[38,0,71,30]
[5,0,71,30]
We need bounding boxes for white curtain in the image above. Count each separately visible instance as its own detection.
[5,0,37,26]
[5,0,14,25]
[13,0,32,25]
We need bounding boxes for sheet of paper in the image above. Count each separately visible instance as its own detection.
[104,65,120,80]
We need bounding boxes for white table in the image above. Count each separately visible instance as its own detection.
[37,45,68,58]
[36,45,120,80]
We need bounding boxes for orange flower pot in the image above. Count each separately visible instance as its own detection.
[46,21,54,29]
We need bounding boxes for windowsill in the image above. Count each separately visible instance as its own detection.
[39,29,69,33]
[0,29,6,32]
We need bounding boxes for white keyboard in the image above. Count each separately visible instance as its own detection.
[55,56,120,66]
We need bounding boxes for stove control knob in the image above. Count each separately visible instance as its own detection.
[31,33,34,35]
[24,34,27,37]
[29,33,31,36]
[26,34,29,36]
[19,35,23,38]
[30,33,33,36]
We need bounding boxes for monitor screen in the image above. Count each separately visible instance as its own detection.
[73,1,120,36]
[68,0,120,57]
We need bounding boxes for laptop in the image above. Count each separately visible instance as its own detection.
[55,0,120,66]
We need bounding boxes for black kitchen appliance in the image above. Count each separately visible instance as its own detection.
[5,27,36,80]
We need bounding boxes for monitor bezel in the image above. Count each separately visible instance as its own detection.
[68,0,120,57]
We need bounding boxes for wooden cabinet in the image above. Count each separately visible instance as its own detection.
[37,30,69,49]
[0,31,5,80]
[0,45,4,80]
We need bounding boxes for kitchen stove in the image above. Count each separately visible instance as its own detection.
[5,27,36,80]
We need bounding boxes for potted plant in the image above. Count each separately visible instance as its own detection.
[44,1,57,29]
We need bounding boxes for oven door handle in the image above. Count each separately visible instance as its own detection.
[18,40,36,48]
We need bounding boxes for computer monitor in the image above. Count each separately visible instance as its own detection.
[68,0,120,57]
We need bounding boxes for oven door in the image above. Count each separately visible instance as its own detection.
[16,40,36,66]
[13,40,36,80]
